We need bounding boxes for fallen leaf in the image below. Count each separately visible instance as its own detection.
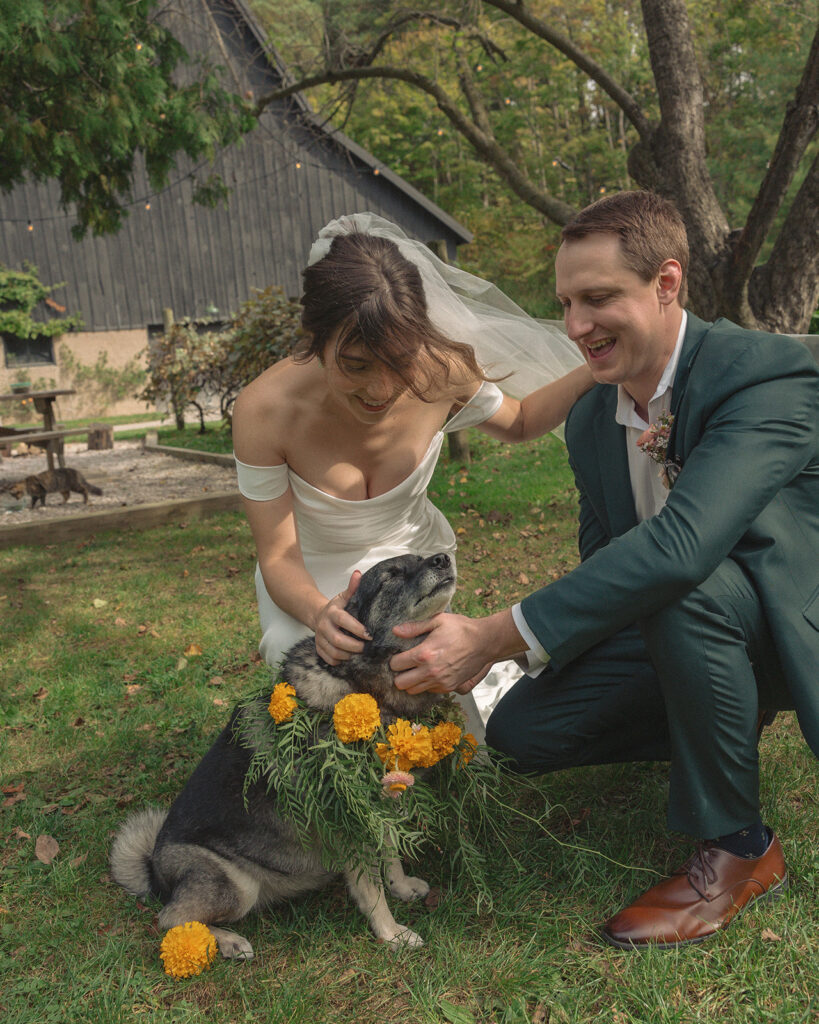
[212,698,227,707]
[92,598,108,609]
[137,625,147,635]
[72,716,85,728]
[35,834,59,864]
[114,617,127,627]
[10,827,31,841]
[33,686,48,701]
[208,675,225,687]
[2,783,24,796]
[518,572,530,585]
[761,928,782,941]
[125,684,142,697]
[69,853,88,868]
[176,657,188,671]
[184,643,203,657]
[532,1006,549,1024]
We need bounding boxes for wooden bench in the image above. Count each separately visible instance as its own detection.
[0,426,107,468]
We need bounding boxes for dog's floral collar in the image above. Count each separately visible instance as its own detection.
[236,672,492,894]
[636,412,681,489]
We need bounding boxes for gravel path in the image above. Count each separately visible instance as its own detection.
[0,440,238,525]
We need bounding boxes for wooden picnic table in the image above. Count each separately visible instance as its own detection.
[0,388,77,470]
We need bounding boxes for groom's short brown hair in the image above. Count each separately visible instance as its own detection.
[561,191,689,307]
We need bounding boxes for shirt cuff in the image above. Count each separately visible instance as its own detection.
[511,604,550,675]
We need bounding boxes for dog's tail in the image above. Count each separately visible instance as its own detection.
[109,807,167,895]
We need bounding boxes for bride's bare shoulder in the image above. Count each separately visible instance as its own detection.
[233,358,321,460]
[235,358,319,416]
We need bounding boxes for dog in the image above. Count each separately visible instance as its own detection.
[110,552,457,958]
[7,467,103,508]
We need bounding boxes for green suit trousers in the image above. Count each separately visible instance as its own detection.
[486,557,792,838]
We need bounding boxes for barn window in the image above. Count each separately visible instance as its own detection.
[2,333,56,367]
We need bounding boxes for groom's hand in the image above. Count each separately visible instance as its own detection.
[389,612,489,694]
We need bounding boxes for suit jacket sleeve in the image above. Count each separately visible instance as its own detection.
[521,330,818,668]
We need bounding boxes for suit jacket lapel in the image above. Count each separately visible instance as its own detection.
[668,312,712,459]
[593,385,638,536]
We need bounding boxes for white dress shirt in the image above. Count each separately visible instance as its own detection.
[511,313,688,674]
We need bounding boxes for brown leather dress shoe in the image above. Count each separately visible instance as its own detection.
[602,831,788,949]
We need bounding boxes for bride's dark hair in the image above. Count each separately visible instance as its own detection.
[294,232,491,400]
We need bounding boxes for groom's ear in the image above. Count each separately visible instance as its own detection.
[657,259,683,305]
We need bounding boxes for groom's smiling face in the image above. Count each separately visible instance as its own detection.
[555,233,682,409]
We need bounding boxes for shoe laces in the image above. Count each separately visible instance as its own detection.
[684,843,719,900]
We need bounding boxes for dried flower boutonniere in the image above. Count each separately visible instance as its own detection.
[637,412,681,489]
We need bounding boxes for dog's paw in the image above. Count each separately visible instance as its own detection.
[389,874,430,902]
[210,927,254,960]
[385,926,424,950]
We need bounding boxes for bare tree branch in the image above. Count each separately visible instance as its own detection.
[639,0,728,250]
[482,0,652,138]
[731,20,819,284]
[254,64,577,223]
[751,148,819,330]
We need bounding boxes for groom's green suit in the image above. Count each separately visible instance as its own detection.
[487,314,819,837]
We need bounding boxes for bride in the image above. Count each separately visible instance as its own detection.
[231,213,591,738]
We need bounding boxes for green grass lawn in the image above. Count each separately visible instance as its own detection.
[1,432,816,1024]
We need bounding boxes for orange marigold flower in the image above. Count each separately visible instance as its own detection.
[460,732,479,765]
[159,921,218,978]
[268,681,297,723]
[386,719,436,769]
[430,721,462,760]
[333,693,381,743]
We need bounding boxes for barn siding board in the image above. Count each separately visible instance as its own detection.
[0,0,471,336]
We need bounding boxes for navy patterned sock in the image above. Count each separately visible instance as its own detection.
[713,819,769,859]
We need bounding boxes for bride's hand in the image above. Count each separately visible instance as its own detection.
[313,570,371,665]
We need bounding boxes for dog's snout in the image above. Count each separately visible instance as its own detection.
[430,553,451,569]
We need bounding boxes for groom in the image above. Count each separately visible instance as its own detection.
[391,190,819,949]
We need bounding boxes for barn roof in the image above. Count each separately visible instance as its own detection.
[0,0,472,332]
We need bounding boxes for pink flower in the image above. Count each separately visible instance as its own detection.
[381,770,415,798]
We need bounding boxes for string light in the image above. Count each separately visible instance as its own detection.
[437,128,444,136]
[144,202,151,210]
[27,221,33,232]
[373,168,380,175]
[599,186,606,194]
[295,161,302,168]
[135,42,143,51]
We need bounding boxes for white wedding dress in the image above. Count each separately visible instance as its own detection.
[245,382,521,740]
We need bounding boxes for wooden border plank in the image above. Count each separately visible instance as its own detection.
[0,491,241,549]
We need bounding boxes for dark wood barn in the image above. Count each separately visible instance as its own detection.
[0,0,472,418]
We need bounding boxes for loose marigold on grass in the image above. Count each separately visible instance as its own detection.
[159,921,218,978]
[268,681,297,723]
[333,693,381,742]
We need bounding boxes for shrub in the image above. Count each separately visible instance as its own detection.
[139,287,302,431]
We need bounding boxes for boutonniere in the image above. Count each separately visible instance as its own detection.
[637,412,681,489]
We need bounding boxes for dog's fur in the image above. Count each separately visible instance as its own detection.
[110,553,457,958]
[7,467,102,508]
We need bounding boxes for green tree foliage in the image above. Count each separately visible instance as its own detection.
[0,263,82,340]
[252,0,819,332]
[0,0,254,237]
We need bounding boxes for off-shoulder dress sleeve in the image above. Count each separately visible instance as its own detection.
[234,456,289,501]
[443,381,504,433]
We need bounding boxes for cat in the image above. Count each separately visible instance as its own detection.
[7,467,103,508]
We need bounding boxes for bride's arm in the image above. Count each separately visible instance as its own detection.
[233,380,368,664]
[476,364,594,442]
